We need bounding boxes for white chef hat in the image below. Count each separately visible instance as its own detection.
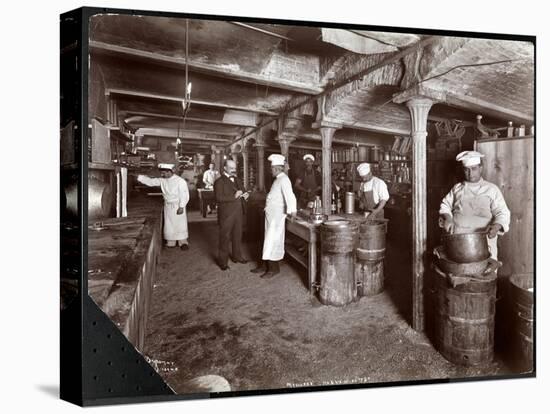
[158,163,175,170]
[268,154,286,166]
[357,163,371,176]
[456,151,485,167]
[303,154,315,162]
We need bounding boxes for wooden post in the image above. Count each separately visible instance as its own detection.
[211,146,223,172]
[405,97,433,332]
[255,143,265,191]
[106,95,115,126]
[319,126,338,216]
[278,134,295,174]
[278,134,294,159]
[242,149,249,190]
[112,101,118,127]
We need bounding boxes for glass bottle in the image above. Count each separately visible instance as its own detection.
[507,121,514,137]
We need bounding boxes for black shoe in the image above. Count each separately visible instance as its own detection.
[219,264,230,271]
[250,265,265,274]
[180,244,189,251]
[260,261,280,278]
[230,256,248,264]
[270,261,280,274]
[260,271,278,279]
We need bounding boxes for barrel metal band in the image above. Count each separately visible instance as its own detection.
[357,247,386,254]
[448,316,494,324]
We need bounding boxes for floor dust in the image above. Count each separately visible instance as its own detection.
[143,220,519,394]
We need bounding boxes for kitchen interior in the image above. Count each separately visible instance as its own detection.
[60,13,534,393]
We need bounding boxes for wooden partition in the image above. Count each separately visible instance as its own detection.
[475,136,534,276]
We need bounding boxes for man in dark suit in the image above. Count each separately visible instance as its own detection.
[214,159,249,270]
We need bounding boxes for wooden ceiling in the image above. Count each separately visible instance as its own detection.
[88,13,534,153]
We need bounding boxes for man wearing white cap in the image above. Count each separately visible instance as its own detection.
[356,162,390,219]
[439,150,510,260]
[203,162,220,214]
[251,154,297,279]
[137,163,190,250]
[294,154,321,209]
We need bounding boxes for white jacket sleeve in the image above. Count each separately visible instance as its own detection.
[282,176,297,214]
[137,175,161,187]
[202,171,210,186]
[378,180,390,201]
[439,188,454,217]
[178,178,190,209]
[491,187,511,233]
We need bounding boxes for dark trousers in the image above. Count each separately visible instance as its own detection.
[218,211,244,266]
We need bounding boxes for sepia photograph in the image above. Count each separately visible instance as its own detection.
[59,4,535,405]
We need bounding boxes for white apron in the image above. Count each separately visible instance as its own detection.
[261,172,296,261]
[163,201,188,242]
[262,204,287,261]
[452,183,498,260]
[138,174,189,243]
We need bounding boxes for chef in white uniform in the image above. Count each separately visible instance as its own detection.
[439,151,510,260]
[202,163,220,189]
[202,163,220,214]
[356,162,390,219]
[250,154,297,279]
[138,163,190,250]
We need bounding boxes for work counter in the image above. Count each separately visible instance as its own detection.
[87,194,163,351]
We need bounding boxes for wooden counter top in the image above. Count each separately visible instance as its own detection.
[87,194,163,350]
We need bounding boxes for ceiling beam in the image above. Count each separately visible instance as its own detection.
[234,36,439,145]
[445,92,534,124]
[121,111,257,127]
[107,88,279,116]
[91,41,322,95]
[341,120,410,136]
[394,84,533,124]
[228,22,295,42]
[136,128,233,143]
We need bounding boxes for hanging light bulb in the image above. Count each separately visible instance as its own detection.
[181,82,192,114]
[181,19,192,117]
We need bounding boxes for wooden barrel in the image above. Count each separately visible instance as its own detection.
[433,268,497,366]
[356,259,384,296]
[320,220,358,254]
[509,273,534,372]
[356,220,387,261]
[320,220,358,306]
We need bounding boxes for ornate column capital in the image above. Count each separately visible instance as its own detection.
[276,133,297,157]
[405,97,434,136]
